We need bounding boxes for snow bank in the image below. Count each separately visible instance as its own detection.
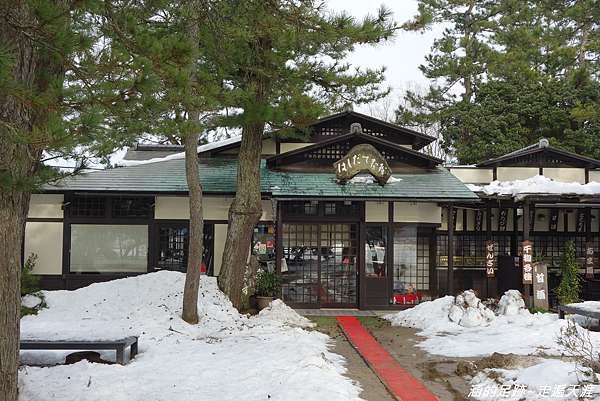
[19,272,363,401]
[468,175,600,200]
[497,290,527,316]
[256,299,315,328]
[448,290,495,328]
[385,289,600,357]
[21,271,245,341]
[384,296,455,332]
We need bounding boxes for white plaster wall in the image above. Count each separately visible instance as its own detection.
[543,168,586,184]
[393,202,441,224]
[213,224,228,276]
[24,222,63,275]
[497,167,539,181]
[589,170,600,182]
[156,196,272,221]
[280,142,314,153]
[449,168,493,184]
[28,194,63,218]
[365,201,388,222]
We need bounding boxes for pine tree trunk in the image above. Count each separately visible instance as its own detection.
[0,2,44,398]
[180,1,204,324]
[0,191,29,401]
[182,129,204,324]
[217,122,264,309]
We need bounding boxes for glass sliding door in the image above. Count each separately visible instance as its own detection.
[281,223,358,307]
[393,226,431,300]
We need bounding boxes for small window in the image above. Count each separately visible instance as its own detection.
[112,197,153,218]
[70,196,105,217]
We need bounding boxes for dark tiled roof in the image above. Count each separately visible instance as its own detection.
[44,158,477,201]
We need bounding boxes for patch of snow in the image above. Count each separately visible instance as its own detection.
[256,299,315,328]
[470,359,600,401]
[22,294,43,309]
[497,290,527,316]
[384,296,455,332]
[468,175,600,200]
[348,175,402,184]
[19,272,363,401]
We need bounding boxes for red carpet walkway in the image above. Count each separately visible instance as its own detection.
[336,316,439,401]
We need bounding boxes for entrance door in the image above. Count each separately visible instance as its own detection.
[281,223,358,308]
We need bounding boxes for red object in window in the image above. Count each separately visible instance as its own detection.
[392,292,422,304]
[199,263,207,274]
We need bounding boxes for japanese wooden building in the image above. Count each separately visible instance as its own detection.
[24,111,600,309]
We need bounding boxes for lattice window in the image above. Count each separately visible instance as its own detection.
[319,127,344,136]
[70,196,105,217]
[112,197,153,218]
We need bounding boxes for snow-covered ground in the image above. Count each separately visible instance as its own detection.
[19,272,363,401]
[385,291,600,400]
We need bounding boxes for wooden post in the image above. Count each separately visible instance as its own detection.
[447,204,454,295]
[522,201,532,307]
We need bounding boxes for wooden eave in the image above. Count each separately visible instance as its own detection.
[266,131,442,169]
[476,146,600,168]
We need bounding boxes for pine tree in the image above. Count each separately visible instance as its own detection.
[398,0,600,164]
[556,240,582,305]
[0,1,143,399]
[214,0,397,309]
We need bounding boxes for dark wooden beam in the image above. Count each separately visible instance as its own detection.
[447,204,454,295]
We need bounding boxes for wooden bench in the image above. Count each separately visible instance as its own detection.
[20,336,138,365]
[558,304,600,321]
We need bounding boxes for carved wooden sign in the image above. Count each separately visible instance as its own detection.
[522,240,533,284]
[334,144,392,186]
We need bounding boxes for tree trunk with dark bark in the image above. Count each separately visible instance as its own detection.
[180,2,204,324]
[217,121,264,309]
[182,129,204,324]
[0,2,48,399]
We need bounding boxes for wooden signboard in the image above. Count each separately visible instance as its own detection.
[334,144,392,186]
[522,240,533,284]
[485,240,496,277]
[586,242,595,279]
[532,262,549,310]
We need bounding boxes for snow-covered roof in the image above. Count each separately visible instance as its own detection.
[467,175,600,200]
[118,136,242,167]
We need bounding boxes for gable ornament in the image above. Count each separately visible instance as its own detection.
[334,143,392,186]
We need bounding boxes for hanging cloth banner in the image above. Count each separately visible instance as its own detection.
[498,209,508,231]
[549,209,559,232]
[485,240,496,277]
[475,210,483,232]
[577,210,586,233]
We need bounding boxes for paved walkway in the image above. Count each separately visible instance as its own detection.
[336,316,440,401]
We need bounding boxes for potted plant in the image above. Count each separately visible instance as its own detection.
[255,269,280,310]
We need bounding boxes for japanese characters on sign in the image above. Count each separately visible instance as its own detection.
[577,210,586,233]
[334,144,392,186]
[532,262,549,310]
[522,240,533,284]
[586,242,595,279]
[485,240,496,277]
[498,209,508,231]
[474,210,483,232]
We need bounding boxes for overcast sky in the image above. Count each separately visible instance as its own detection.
[326,0,444,112]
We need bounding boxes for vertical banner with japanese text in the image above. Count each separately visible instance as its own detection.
[586,242,595,279]
[532,262,549,310]
[485,240,496,277]
[522,240,533,284]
